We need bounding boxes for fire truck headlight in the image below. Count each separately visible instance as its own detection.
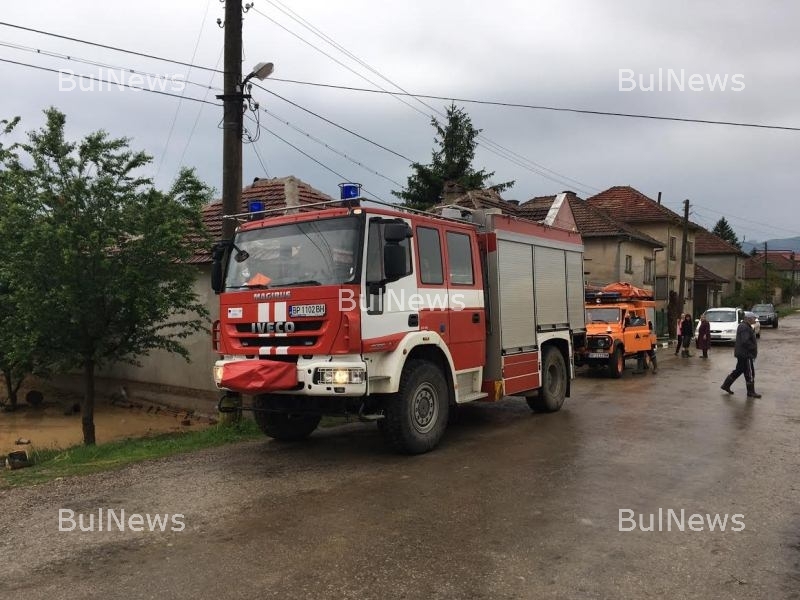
[314,367,365,385]
[213,364,225,385]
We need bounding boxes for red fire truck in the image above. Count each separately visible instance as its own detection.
[211,189,585,454]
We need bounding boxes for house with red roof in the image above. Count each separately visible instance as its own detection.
[517,192,663,291]
[587,186,701,322]
[743,250,799,304]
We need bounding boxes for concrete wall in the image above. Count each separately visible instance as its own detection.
[631,223,696,317]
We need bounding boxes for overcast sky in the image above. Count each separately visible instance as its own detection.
[1,0,799,243]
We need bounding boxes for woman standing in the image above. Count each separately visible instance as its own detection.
[674,313,685,356]
[697,314,711,358]
[680,314,694,357]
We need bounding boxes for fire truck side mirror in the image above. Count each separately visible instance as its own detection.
[383,222,412,243]
[384,244,409,282]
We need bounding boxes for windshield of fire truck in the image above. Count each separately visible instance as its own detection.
[224,216,360,289]
[585,307,621,323]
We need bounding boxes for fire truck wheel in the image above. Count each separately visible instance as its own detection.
[527,347,567,412]
[252,397,321,441]
[608,346,624,379]
[381,359,449,454]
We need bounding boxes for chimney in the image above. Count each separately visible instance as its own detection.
[506,199,520,206]
[284,176,299,212]
[442,180,465,205]
[657,191,662,205]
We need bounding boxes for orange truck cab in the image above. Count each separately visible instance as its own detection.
[574,283,656,378]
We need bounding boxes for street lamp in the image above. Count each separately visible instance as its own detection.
[243,62,274,87]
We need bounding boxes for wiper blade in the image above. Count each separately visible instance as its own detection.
[280,280,321,287]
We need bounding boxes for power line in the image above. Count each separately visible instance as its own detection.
[251,4,599,194]
[263,77,800,133]
[260,107,406,188]
[0,57,220,105]
[0,20,223,74]
[0,40,220,93]
[156,0,214,178]
[252,82,413,163]
[3,20,797,132]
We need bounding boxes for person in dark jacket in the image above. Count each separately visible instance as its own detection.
[679,313,694,357]
[697,314,711,358]
[721,313,761,397]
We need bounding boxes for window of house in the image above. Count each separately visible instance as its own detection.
[446,231,474,285]
[686,241,694,264]
[669,276,676,292]
[625,255,633,274]
[416,227,443,285]
[669,236,677,261]
[643,258,654,284]
[686,278,693,299]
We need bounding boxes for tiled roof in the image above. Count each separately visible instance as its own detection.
[587,186,700,230]
[693,263,727,283]
[519,193,662,247]
[190,176,333,264]
[516,196,554,222]
[743,252,797,278]
[694,229,745,256]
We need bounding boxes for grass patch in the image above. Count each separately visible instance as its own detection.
[777,306,797,319]
[1,419,262,488]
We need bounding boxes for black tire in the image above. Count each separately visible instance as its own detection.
[252,395,320,441]
[380,359,449,455]
[608,345,624,379]
[773,320,778,329]
[526,346,567,412]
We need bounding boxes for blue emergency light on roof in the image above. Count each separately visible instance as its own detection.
[248,199,265,213]
[339,183,361,200]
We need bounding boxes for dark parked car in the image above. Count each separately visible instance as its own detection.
[751,303,778,328]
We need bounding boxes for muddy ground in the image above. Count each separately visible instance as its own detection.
[1,316,798,599]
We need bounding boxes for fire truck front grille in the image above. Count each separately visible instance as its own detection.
[234,321,323,333]
[239,337,318,348]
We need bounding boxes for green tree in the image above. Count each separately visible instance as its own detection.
[712,217,741,250]
[3,109,212,443]
[0,116,36,410]
[392,103,513,210]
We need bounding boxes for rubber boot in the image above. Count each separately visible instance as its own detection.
[746,383,761,398]
[651,356,658,374]
[720,374,735,394]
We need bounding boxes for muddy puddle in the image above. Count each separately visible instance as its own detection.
[1,400,211,454]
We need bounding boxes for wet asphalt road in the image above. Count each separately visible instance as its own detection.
[1,316,799,599]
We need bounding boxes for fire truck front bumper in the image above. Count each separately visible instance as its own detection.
[214,357,367,397]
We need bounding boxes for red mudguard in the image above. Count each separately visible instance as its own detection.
[221,360,297,393]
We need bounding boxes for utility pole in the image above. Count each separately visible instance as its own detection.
[677,199,690,314]
[220,0,243,241]
[763,241,768,302]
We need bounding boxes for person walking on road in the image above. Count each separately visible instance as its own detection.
[680,313,694,357]
[697,314,711,359]
[674,313,685,356]
[720,312,761,398]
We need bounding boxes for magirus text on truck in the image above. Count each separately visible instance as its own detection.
[210,186,586,454]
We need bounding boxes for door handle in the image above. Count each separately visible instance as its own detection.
[472,313,480,323]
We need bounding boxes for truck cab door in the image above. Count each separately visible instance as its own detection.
[361,217,419,350]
